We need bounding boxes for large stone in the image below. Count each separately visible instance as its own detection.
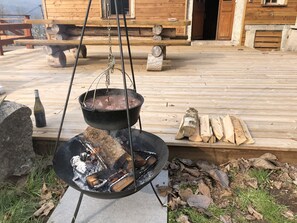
[0,101,35,182]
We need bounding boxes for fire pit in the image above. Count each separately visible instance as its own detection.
[53,128,168,199]
[52,1,168,222]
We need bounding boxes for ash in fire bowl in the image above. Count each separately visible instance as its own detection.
[70,127,158,193]
[84,95,141,111]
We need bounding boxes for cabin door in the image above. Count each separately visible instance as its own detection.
[216,0,235,40]
[191,0,205,40]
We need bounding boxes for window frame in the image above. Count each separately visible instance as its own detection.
[101,0,135,19]
[261,0,288,7]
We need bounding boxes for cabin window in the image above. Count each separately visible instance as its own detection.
[102,0,135,18]
[262,0,287,6]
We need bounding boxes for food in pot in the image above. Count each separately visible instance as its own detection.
[84,95,141,111]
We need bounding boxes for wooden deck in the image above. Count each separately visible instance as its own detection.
[1,45,297,163]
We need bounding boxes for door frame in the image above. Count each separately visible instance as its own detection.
[188,0,246,45]
[216,0,235,40]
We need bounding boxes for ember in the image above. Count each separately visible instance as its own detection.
[70,127,158,193]
[84,95,141,111]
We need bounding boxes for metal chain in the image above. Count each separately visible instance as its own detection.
[105,0,115,89]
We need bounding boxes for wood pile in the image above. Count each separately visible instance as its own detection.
[176,108,254,145]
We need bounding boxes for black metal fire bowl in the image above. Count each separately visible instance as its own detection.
[53,129,169,199]
[79,88,144,130]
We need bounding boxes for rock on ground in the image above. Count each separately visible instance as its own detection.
[0,101,35,182]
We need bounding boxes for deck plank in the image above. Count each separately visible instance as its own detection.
[1,45,297,160]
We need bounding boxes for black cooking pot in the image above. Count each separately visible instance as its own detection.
[53,129,169,199]
[79,88,144,130]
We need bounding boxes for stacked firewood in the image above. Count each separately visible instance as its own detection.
[175,108,254,145]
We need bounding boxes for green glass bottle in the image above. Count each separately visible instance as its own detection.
[34,89,46,127]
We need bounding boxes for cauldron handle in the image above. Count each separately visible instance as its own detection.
[81,68,135,109]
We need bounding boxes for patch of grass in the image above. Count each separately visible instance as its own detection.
[248,169,271,187]
[169,207,219,223]
[169,205,235,223]
[237,188,295,223]
[0,156,65,223]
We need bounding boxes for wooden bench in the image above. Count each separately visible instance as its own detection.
[14,19,191,70]
[0,15,34,56]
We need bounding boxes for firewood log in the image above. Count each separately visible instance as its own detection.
[175,108,199,139]
[83,127,132,170]
[189,117,202,142]
[210,116,224,140]
[239,117,255,144]
[110,175,134,192]
[222,115,235,144]
[230,116,247,145]
[200,115,213,143]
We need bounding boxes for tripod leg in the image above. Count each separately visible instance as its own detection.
[71,192,84,223]
[150,182,167,207]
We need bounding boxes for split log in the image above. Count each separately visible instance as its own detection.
[222,115,235,144]
[83,127,132,170]
[209,131,216,144]
[72,45,87,58]
[210,116,224,141]
[176,107,199,140]
[230,116,247,145]
[239,118,255,144]
[46,51,66,68]
[147,53,163,71]
[152,25,163,36]
[200,115,213,143]
[43,45,76,55]
[189,115,202,142]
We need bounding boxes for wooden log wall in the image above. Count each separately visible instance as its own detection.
[241,0,297,48]
[43,0,187,35]
[244,0,297,25]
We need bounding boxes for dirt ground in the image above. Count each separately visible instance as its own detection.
[164,153,297,223]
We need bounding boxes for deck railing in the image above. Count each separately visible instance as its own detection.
[0,14,34,55]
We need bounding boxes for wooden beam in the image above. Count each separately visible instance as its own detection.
[24,19,191,27]
[14,39,191,46]
[0,23,32,31]
[1,36,33,45]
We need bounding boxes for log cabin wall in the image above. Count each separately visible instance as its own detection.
[242,0,297,51]
[42,0,187,35]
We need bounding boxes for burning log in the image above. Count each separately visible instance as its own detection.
[83,126,132,170]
